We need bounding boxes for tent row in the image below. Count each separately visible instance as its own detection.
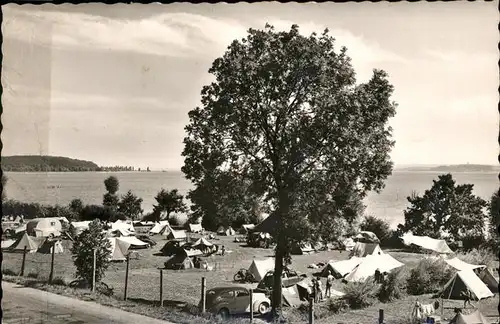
[3,233,64,254]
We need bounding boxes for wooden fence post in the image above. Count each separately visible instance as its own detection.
[20,246,27,276]
[201,277,207,313]
[378,309,384,324]
[159,269,163,306]
[92,248,96,293]
[249,288,254,323]
[309,297,314,324]
[124,253,130,300]
[49,241,55,284]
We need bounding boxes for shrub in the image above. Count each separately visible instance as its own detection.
[407,258,453,295]
[327,297,350,314]
[2,268,16,276]
[51,276,66,286]
[71,219,111,289]
[343,277,379,309]
[456,247,496,268]
[27,271,39,278]
[378,267,409,302]
[360,216,393,246]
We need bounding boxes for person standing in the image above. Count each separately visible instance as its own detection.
[460,288,473,308]
[316,277,323,302]
[326,270,334,298]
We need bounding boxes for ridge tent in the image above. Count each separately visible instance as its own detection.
[320,257,363,278]
[160,241,186,256]
[9,233,45,253]
[149,221,170,235]
[165,254,194,270]
[108,228,133,237]
[166,229,187,241]
[116,236,149,251]
[248,258,275,282]
[1,239,16,249]
[252,213,278,235]
[240,224,256,234]
[445,257,486,272]
[188,223,203,233]
[440,269,494,301]
[217,226,236,236]
[291,242,315,255]
[282,285,302,307]
[192,237,215,254]
[349,242,382,258]
[401,233,453,254]
[448,309,489,324]
[37,239,64,254]
[477,268,498,293]
[111,220,135,233]
[354,231,380,244]
[344,253,404,283]
[107,238,127,262]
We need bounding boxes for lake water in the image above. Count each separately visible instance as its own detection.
[4,171,498,228]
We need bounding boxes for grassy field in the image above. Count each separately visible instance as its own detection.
[2,232,499,324]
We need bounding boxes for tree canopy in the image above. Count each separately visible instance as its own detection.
[152,189,188,221]
[398,173,487,244]
[181,24,396,317]
[118,190,143,220]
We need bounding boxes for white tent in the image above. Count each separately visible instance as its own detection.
[349,242,382,257]
[342,238,356,251]
[116,236,149,251]
[320,257,363,278]
[240,224,256,233]
[70,221,91,235]
[9,233,45,253]
[401,233,453,254]
[441,269,494,301]
[107,238,127,261]
[1,239,16,249]
[248,258,275,282]
[445,257,486,272]
[192,237,213,248]
[188,223,203,233]
[111,220,135,233]
[149,221,170,234]
[166,229,187,241]
[344,253,404,282]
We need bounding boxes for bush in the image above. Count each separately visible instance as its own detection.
[327,297,350,314]
[51,277,66,286]
[2,268,16,276]
[407,258,453,295]
[456,247,496,268]
[378,267,409,302]
[360,216,393,246]
[343,277,379,309]
[27,271,39,278]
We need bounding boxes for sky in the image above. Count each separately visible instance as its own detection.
[1,2,498,170]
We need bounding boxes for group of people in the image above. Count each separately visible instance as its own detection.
[308,270,336,303]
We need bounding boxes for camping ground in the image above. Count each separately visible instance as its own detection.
[2,232,499,324]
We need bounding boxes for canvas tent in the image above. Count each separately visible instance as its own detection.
[291,242,315,255]
[26,218,62,237]
[9,233,45,253]
[116,236,149,250]
[165,254,194,270]
[401,233,453,254]
[240,224,256,234]
[448,309,489,324]
[188,223,203,233]
[70,221,91,236]
[160,241,186,256]
[37,239,64,254]
[107,238,127,261]
[192,237,215,254]
[110,220,135,234]
[440,269,494,301]
[477,268,499,293]
[282,285,303,307]
[217,226,236,236]
[349,242,382,257]
[320,257,363,278]
[248,258,275,282]
[149,221,170,235]
[166,229,187,241]
[445,257,486,272]
[1,239,16,249]
[252,213,278,235]
[344,253,404,282]
[354,231,380,243]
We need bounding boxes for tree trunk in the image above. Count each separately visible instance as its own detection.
[272,239,284,322]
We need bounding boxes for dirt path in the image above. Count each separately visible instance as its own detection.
[1,281,174,324]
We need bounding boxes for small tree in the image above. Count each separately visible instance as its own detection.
[118,190,143,220]
[71,219,111,288]
[398,174,487,245]
[69,198,84,215]
[360,215,392,246]
[153,189,188,222]
[103,176,119,209]
[1,173,7,203]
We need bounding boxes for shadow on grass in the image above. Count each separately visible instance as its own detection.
[128,297,191,309]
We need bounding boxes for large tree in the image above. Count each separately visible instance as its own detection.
[398,173,487,243]
[118,190,143,220]
[187,170,269,231]
[103,176,119,209]
[182,24,396,318]
[487,189,500,251]
[152,189,188,222]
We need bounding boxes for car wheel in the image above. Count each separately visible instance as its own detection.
[218,307,230,319]
[257,302,270,315]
